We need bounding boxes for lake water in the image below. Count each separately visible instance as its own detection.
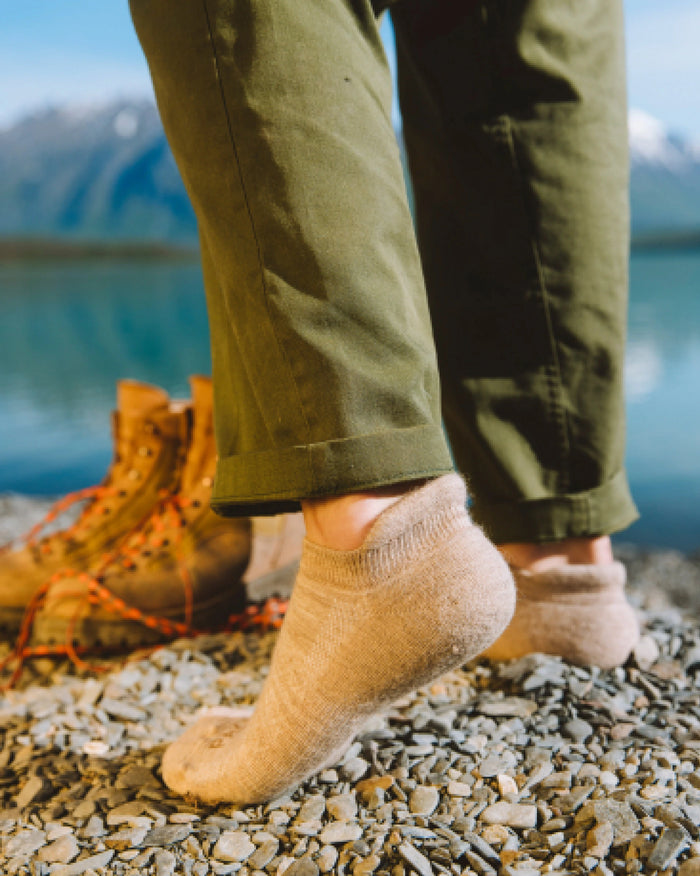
[0,250,698,552]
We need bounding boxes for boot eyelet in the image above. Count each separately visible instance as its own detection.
[137,446,152,457]
[192,500,202,508]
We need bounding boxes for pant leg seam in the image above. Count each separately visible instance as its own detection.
[200,0,316,483]
[500,114,572,495]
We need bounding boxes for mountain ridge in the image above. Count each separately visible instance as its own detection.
[1,99,699,245]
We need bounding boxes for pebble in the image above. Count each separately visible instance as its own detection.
[284,858,320,876]
[154,848,177,876]
[647,827,689,870]
[480,802,538,828]
[53,850,116,876]
[0,543,697,876]
[213,830,256,862]
[398,842,434,876]
[409,786,440,815]
[326,793,357,820]
[564,718,594,742]
[316,845,338,873]
[318,822,362,844]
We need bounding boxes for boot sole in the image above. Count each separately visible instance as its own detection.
[30,588,247,651]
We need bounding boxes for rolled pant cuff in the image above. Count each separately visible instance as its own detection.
[471,470,639,543]
[210,425,454,517]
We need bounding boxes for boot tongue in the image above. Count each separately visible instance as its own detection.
[117,380,170,417]
[181,375,215,492]
[112,381,172,472]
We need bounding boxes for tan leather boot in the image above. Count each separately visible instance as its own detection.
[0,381,187,639]
[32,376,252,649]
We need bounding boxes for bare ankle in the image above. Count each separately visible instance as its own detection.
[498,535,614,573]
[301,481,426,550]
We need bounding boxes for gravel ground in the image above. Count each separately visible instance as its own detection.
[1,496,699,876]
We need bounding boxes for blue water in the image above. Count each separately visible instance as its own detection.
[0,250,698,551]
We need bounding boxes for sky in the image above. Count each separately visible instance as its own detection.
[1,1,699,138]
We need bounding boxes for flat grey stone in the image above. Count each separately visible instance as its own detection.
[52,850,115,876]
[398,842,434,876]
[36,834,80,864]
[319,821,363,844]
[154,848,178,876]
[480,802,538,829]
[326,793,357,821]
[575,799,640,846]
[647,828,689,870]
[141,824,192,847]
[298,796,326,822]
[563,719,594,742]
[316,845,338,873]
[284,858,320,876]
[409,786,440,815]
[248,838,279,869]
[212,830,256,862]
[5,828,46,858]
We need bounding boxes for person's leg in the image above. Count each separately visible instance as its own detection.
[130,0,515,803]
[392,0,639,664]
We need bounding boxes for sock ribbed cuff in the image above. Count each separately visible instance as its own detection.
[299,473,468,587]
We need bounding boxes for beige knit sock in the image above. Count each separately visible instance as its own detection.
[162,474,515,804]
[482,562,640,668]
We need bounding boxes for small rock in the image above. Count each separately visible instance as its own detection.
[633,635,661,669]
[15,775,51,809]
[52,850,115,876]
[79,815,106,838]
[298,796,326,822]
[284,857,320,876]
[497,775,519,796]
[36,834,80,864]
[563,719,594,742]
[447,781,472,797]
[5,829,46,858]
[141,824,192,847]
[154,848,177,876]
[105,826,150,850]
[340,758,369,782]
[398,842,434,876]
[326,793,358,821]
[409,786,440,815]
[213,830,256,862]
[99,697,147,722]
[356,776,394,794]
[586,822,614,858]
[317,845,338,873]
[319,822,363,844]
[647,828,689,870]
[481,824,509,846]
[576,800,640,846]
[249,838,279,869]
[480,802,538,829]
[354,854,381,874]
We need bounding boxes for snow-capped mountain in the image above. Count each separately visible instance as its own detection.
[0,100,197,242]
[628,109,700,236]
[0,100,698,243]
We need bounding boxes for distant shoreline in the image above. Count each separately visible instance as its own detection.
[0,233,699,262]
[0,237,199,261]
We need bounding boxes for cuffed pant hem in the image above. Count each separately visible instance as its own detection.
[210,424,454,517]
[470,470,639,544]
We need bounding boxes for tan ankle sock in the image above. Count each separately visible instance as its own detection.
[482,561,640,668]
[162,474,515,804]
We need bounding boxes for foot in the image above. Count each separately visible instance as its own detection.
[484,536,639,668]
[161,474,515,804]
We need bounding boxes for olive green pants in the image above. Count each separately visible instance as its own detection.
[129,0,638,542]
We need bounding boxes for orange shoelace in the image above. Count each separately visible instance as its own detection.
[0,483,121,558]
[1,491,289,688]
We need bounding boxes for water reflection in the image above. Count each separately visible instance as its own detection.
[0,250,698,549]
